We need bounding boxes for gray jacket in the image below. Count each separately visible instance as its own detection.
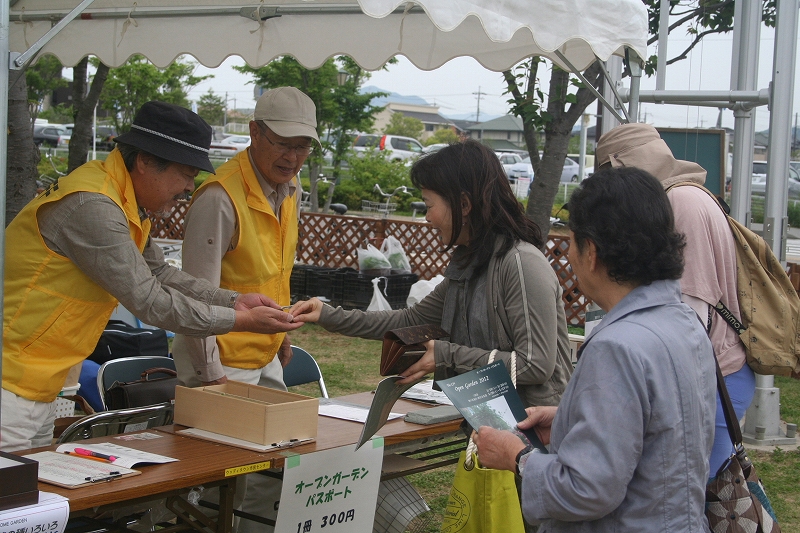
[318,240,572,406]
[522,280,716,532]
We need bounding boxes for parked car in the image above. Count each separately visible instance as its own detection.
[751,161,800,199]
[510,155,581,184]
[496,152,524,178]
[209,135,251,158]
[560,157,580,183]
[33,124,70,148]
[508,156,534,181]
[423,143,448,154]
[61,123,117,151]
[352,134,423,161]
[220,134,251,152]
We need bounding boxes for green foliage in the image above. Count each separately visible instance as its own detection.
[788,201,800,229]
[27,55,68,119]
[504,57,549,133]
[642,0,774,75]
[37,153,68,180]
[96,55,211,133]
[197,89,226,126]
[332,150,418,211]
[425,128,458,145]
[234,56,387,180]
[382,112,423,140]
[38,104,73,124]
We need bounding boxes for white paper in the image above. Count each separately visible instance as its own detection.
[55,443,177,469]
[400,380,453,405]
[26,452,139,488]
[274,438,384,533]
[177,428,314,452]
[0,492,69,533]
[318,399,402,424]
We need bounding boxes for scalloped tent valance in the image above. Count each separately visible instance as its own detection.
[9,0,648,72]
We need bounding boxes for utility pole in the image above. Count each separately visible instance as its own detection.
[223,91,228,130]
[473,87,486,141]
[473,87,484,124]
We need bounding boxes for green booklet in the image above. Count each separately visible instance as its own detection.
[436,360,547,453]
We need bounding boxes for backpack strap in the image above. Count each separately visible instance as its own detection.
[665,182,746,337]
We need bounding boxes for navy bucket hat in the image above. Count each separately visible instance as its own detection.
[114,101,215,174]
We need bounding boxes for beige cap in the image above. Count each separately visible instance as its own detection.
[254,87,319,144]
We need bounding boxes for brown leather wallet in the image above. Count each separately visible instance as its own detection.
[380,324,449,376]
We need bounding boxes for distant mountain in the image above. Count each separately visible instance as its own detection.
[361,85,501,122]
[362,86,430,106]
[443,112,501,122]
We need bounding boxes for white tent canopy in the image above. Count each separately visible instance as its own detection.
[9,0,648,72]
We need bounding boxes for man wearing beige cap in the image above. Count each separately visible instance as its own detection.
[172,87,318,531]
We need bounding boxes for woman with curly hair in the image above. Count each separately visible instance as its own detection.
[474,166,716,532]
[292,140,572,407]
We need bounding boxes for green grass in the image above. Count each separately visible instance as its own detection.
[291,324,800,532]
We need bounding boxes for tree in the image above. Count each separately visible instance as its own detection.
[26,55,68,124]
[425,128,459,145]
[6,70,39,225]
[68,57,110,172]
[197,89,226,126]
[514,0,775,237]
[234,56,387,211]
[97,55,211,134]
[383,113,423,139]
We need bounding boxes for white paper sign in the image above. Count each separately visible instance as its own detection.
[274,438,384,533]
[0,492,69,533]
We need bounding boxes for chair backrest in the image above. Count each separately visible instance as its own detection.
[283,346,329,398]
[97,356,176,410]
[56,402,174,443]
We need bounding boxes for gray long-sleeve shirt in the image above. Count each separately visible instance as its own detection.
[36,191,237,336]
[521,280,715,532]
[318,239,572,406]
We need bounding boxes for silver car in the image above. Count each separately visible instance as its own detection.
[751,161,800,199]
[352,134,424,162]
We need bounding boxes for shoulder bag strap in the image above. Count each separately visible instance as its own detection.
[716,357,743,446]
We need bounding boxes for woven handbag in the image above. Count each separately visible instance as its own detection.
[705,363,780,533]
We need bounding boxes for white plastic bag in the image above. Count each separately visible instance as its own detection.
[367,277,393,311]
[358,243,392,273]
[380,235,412,272]
[406,275,445,307]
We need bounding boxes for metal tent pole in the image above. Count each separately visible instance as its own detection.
[0,0,9,431]
[728,0,761,225]
[742,0,799,447]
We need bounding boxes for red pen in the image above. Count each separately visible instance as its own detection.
[74,447,118,462]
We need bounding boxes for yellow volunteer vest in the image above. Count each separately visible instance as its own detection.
[197,150,298,368]
[3,150,150,402]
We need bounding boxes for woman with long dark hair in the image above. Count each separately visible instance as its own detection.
[293,140,572,406]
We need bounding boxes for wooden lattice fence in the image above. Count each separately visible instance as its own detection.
[150,211,590,325]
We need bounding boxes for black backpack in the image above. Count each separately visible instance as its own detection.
[88,320,169,365]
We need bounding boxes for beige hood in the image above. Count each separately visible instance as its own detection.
[595,123,706,189]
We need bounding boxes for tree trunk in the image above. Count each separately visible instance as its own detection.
[6,70,39,225]
[68,58,110,173]
[522,62,603,239]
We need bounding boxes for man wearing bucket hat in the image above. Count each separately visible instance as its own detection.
[171,87,318,531]
[594,122,755,480]
[1,101,303,452]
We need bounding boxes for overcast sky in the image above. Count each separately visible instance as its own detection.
[185,23,798,133]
